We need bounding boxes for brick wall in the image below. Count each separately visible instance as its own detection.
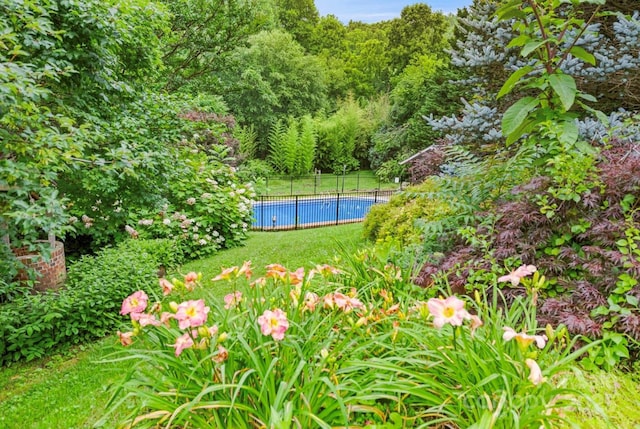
[13,241,67,292]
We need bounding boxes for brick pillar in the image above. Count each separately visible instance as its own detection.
[13,240,67,292]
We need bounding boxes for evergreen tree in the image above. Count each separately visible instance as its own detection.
[428,0,640,153]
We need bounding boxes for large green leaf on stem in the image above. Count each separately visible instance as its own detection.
[569,46,596,65]
[502,96,539,138]
[497,65,534,99]
[549,74,577,112]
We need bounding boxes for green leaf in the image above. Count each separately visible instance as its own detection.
[506,34,530,49]
[497,65,534,99]
[502,97,539,137]
[548,74,577,111]
[496,0,527,20]
[558,120,579,146]
[569,46,596,65]
[521,40,548,57]
[577,93,597,102]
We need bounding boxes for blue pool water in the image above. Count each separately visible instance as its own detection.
[252,197,381,229]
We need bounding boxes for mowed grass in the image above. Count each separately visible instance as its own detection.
[0,224,365,429]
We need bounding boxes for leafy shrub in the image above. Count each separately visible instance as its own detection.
[363,179,451,245]
[374,159,406,182]
[0,239,168,365]
[415,141,640,356]
[104,262,598,427]
[129,154,254,260]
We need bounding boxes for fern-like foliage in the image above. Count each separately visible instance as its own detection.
[268,119,287,173]
[237,125,258,159]
[298,115,316,175]
[282,118,299,175]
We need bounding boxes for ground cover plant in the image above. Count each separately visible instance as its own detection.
[0,239,177,365]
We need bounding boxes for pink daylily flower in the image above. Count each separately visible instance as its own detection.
[184,272,199,290]
[224,291,242,309]
[525,358,545,385]
[498,265,537,286]
[175,300,210,329]
[502,327,547,349]
[238,261,253,279]
[312,264,341,276]
[160,312,174,326]
[251,277,266,288]
[135,313,161,327]
[212,266,238,282]
[208,324,219,337]
[302,292,320,312]
[333,292,349,310]
[120,290,148,316]
[289,268,305,285]
[323,293,335,309]
[117,331,134,346]
[325,292,364,313]
[159,278,174,296]
[171,332,194,356]
[266,264,288,281]
[257,308,289,341]
[469,314,483,334]
[427,296,469,328]
[213,345,229,363]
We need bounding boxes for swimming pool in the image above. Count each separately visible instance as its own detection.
[252,194,388,230]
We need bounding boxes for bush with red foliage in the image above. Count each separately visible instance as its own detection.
[415,140,640,342]
[179,111,242,165]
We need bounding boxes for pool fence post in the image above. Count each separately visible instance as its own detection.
[260,196,265,231]
[335,193,340,225]
[295,195,299,230]
[335,174,339,192]
[374,190,378,204]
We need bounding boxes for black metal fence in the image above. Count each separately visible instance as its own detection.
[262,172,402,196]
[252,190,395,231]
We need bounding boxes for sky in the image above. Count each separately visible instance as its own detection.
[315,1,474,23]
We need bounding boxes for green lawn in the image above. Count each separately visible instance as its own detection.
[0,224,365,428]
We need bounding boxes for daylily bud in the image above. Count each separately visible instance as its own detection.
[545,324,554,341]
[474,290,481,304]
[169,301,179,312]
[320,348,329,359]
[217,332,228,343]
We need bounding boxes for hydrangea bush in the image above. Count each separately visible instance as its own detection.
[125,154,255,260]
[104,258,599,428]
